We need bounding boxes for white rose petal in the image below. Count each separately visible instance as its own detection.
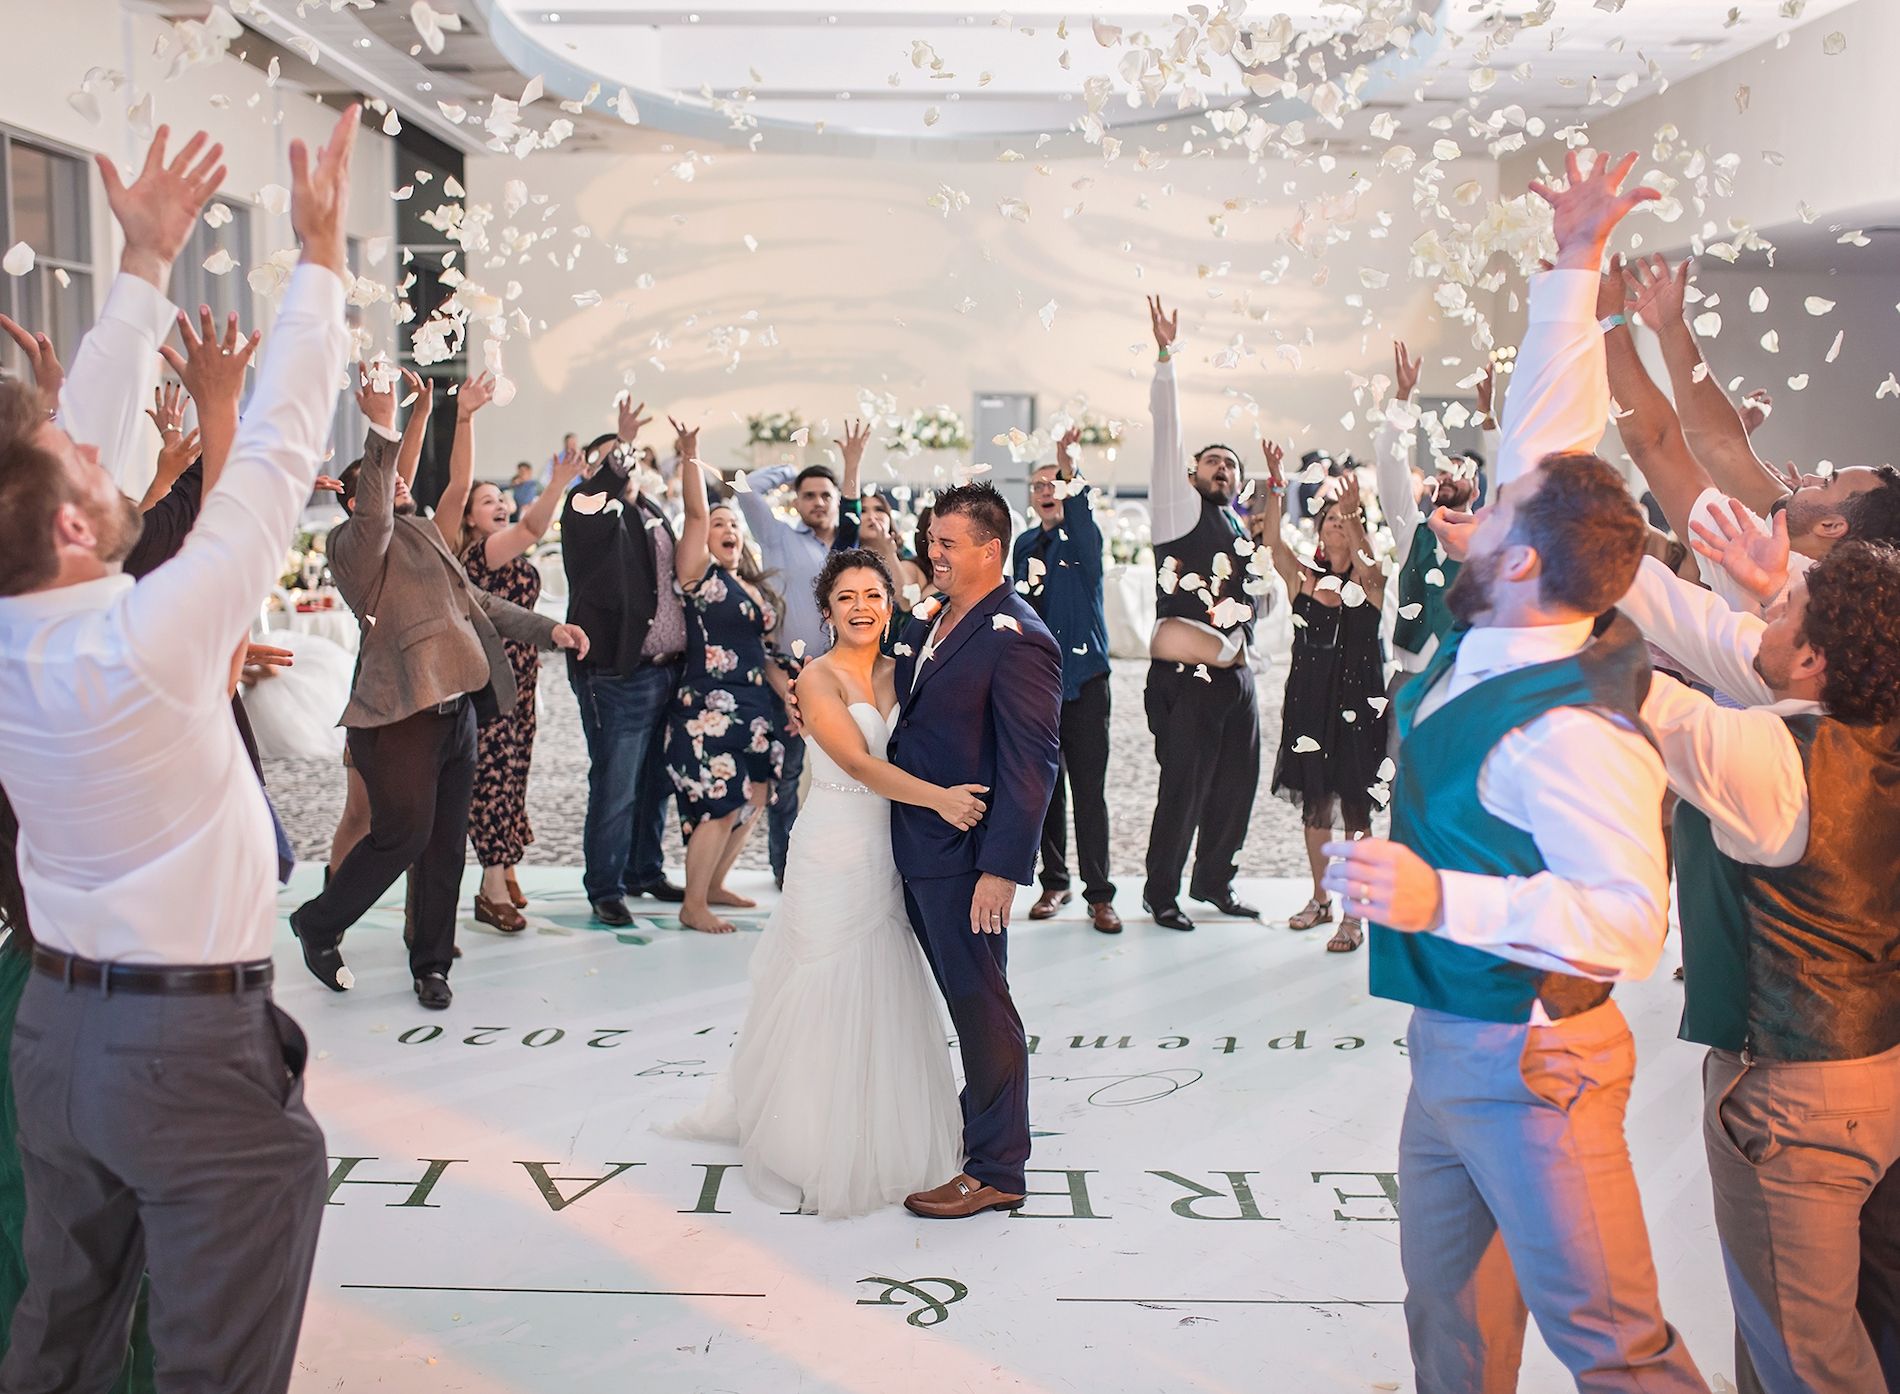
[203,202,233,229]
[1826,330,1845,363]
[1693,311,1723,338]
[1292,736,1322,753]
[3,242,35,277]
[1038,299,1057,330]
[992,614,1021,634]
[201,248,236,275]
[1804,296,1836,316]
[1760,330,1780,353]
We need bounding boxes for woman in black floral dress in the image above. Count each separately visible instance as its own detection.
[438,375,584,931]
[665,419,795,935]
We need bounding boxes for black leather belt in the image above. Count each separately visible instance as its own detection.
[32,946,274,996]
[430,694,468,715]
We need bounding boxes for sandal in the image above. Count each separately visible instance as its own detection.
[1288,897,1334,931]
[504,867,527,909]
[474,893,526,933]
[1326,917,1365,953]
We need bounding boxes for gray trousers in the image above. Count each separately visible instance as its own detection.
[1,972,328,1394]
[1399,1004,1708,1393]
[1704,1044,1900,1394]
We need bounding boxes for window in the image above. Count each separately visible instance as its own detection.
[0,131,94,376]
[174,197,253,329]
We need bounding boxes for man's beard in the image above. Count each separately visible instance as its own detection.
[1191,474,1234,507]
[394,499,417,516]
[1776,488,1826,540]
[93,492,144,565]
[1444,548,1500,624]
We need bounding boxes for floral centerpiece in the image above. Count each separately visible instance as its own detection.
[745,410,805,446]
[1074,411,1124,448]
[280,528,327,593]
[888,405,972,455]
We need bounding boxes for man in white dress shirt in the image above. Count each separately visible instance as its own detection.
[1324,151,1708,1393]
[0,110,359,1394]
[1616,485,1900,1390]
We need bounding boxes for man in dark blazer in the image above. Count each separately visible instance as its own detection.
[290,372,586,1010]
[559,402,690,925]
[890,482,1062,1220]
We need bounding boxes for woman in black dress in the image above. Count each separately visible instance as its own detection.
[665,419,796,935]
[1257,442,1389,952]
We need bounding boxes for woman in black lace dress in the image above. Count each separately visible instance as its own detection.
[665,420,795,935]
[1257,443,1389,953]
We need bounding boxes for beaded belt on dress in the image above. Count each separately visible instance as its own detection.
[812,779,874,796]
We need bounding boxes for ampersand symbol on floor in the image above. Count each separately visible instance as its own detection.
[855,1275,969,1327]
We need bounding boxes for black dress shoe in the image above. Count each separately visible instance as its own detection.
[1194,891,1262,920]
[289,908,352,992]
[1142,899,1195,932]
[631,878,686,904]
[413,973,452,1010]
[592,898,634,927]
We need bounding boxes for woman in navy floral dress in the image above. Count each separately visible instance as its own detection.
[665,419,794,934]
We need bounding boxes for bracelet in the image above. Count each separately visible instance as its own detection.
[1598,313,1628,333]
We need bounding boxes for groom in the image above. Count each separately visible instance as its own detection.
[890,482,1062,1219]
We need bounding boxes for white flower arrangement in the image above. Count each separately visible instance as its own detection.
[745,410,805,445]
[889,405,972,454]
[1074,411,1124,447]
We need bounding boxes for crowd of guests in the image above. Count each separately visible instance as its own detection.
[0,97,1894,1394]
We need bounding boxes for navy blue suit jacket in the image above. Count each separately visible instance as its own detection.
[889,582,1062,886]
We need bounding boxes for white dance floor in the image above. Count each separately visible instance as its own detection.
[275,865,1738,1393]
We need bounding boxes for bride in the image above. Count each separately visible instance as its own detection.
[661,548,982,1217]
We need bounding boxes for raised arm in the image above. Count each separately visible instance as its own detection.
[138,382,198,512]
[734,460,794,540]
[1375,340,1422,563]
[123,106,358,700]
[395,369,434,489]
[1253,440,1306,598]
[832,418,868,550]
[1503,150,1659,486]
[57,126,225,489]
[1631,256,1788,516]
[799,669,986,828]
[1616,552,1775,706]
[432,371,493,549]
[160,305,258,498]
[1147,295,1203,544]
[483,442,584,569]
[672,418,711,585]
[1330,471,1385,603]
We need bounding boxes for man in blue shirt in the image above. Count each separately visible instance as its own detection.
[1012,429,1119,933]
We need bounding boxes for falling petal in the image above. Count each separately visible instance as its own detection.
[2,242,33,276]
[1804,296,1835,316]
[201,248,236,275]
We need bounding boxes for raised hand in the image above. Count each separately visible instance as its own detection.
[1528,149,1659,271]
[1688,494,1789,607]
[146,381,188,443]
[96,126,226,290]
[1054,425,1082,474]
[549,442,586,486]
[616,395,652,443]
[400,367,434,414]
[354,360,398,431]
[456,370,497,420]
[1259,438,1286,489]
[668,416,701,464]
[289,104,360,275]
[1596,253,1627,322]
[834,417,870,470]
[1392,340,1421,402]
[1146,294,1178,353]
[145,422,200,506]
[1622,253,1689,334]
[1475,363,1497,427]
[159,305,259,418]
[0,315,63,415]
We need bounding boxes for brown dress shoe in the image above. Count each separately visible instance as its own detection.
[904,1174,1026,1219]
[1028,889,1072,920]
[474,893,527,933]
[1088,902,1123,934]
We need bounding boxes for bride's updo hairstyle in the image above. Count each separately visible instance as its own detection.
[813,547,895,621]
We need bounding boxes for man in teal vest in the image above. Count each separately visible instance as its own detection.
[1322,150,1709,1393]
[1615,487,1900,1391]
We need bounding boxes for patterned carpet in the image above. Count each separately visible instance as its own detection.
[264,656,1383,885]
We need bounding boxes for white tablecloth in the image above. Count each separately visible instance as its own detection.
[273,603,359,655]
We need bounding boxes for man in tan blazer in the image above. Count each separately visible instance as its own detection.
[289,372,587,1009]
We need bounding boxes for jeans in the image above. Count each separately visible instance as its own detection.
[572,663,678,904]
[768,734,804,885]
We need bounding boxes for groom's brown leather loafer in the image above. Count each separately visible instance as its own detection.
[904,1174,1026,1219]
[1028,889,1071,920]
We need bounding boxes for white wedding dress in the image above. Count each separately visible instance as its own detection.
[660,703,962,1218]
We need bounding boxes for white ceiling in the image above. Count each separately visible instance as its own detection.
[231,0,1864,159]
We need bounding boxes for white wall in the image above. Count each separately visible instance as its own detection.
[464,145,1499,494]
[0,0,397,485]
